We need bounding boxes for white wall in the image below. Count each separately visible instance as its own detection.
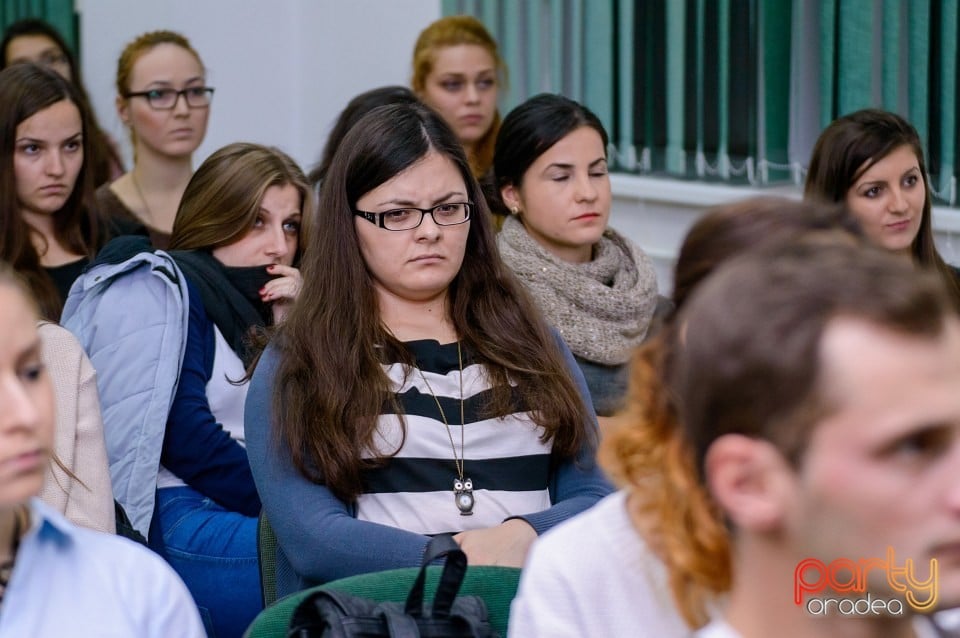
[78,2,960,299]
[77,0,441,171]
[610,175,960,294]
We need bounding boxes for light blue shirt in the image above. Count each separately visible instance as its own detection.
[0,499,205,637]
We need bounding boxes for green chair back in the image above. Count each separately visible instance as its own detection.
[244,565,522,637]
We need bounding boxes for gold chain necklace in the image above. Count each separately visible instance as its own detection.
[415,341,474,516]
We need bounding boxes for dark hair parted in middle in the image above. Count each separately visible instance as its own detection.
[494,93,608,191]
[273,102,593,500]
[1,18,123,187]
[0,63,99,320]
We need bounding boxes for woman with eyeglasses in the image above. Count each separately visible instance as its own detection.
[94,30,212,249]
[1,18,124,188]
[244,102,611,597]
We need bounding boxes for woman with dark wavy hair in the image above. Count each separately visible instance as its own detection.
[2,18,124,186]
[245,102,610,597]
[0,63,117,320]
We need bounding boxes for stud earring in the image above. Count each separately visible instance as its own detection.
[510,206,519,215]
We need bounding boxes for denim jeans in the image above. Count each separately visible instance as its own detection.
[150,486,262,638]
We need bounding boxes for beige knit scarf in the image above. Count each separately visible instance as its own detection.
[498,215,659,365]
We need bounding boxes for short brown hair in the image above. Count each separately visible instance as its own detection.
[672,197,862,312]
[672,238,954,471]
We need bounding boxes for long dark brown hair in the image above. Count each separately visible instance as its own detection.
[1,18,123,187]
[805,108,960,308]
[0,63,100,320]
[272,102,592,501]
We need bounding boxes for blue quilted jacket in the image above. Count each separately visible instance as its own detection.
[62,244,189,538]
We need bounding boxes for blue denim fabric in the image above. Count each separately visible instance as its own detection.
[150,486,262,638]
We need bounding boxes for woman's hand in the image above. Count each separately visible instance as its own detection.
[261,264,302,323]
[452,518,538,568]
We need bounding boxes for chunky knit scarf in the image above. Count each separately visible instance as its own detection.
[498,215,659,365]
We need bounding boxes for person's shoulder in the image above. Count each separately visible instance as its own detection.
[693,619,742,638]
[68,528,205,635]
[515,490,689,637]
[530,490,631,559]
[246,339,283,412]
[66,516,170,573]
[254,339,282,375]
[37,321,84,356]
[94,182,128,213]
[33,500,171,578]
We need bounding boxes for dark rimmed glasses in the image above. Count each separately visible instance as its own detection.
[353,202,473,231]
[123,86,215,110]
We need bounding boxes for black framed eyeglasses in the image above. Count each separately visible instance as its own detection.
[123,86,215,110]
[353,202,473,231]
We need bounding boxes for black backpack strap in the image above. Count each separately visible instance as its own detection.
[378,606,421,638]
[405,534,466,619]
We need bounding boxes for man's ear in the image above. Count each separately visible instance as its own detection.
[500,183,521,214]
[704,434,794,533]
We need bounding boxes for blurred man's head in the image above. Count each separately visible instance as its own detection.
[671,237,960,614]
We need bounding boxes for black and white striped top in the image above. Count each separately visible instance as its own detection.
[358,339,552,535]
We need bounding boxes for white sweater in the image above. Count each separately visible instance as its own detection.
[509,490,691,637]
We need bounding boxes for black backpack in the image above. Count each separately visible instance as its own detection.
[287,535,498,638]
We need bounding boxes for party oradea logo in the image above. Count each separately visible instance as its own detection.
[794,547,938,616]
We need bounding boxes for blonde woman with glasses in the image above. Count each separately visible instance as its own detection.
[95,30,212,249]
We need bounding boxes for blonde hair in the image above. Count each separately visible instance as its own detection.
[411,15,504,177]
[115,30,204,151]
[600,333,731,629]
[115,30,203,96]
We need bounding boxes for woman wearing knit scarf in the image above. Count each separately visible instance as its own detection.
[494,94,659,418]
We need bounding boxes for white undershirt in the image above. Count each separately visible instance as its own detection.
[157,326,248,489]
